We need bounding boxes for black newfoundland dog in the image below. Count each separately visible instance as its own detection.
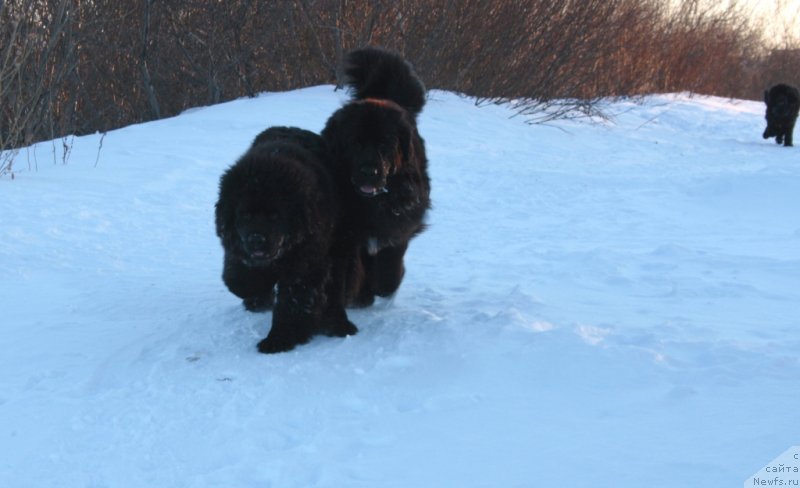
[322,47,431,307]
[215,127,357,353]
[763,83,800,147]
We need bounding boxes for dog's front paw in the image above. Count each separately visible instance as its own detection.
[326,319,358,338]
[257,336,294,354]
[257,328,311,354]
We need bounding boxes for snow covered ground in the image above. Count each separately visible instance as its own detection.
[1,86,798,487]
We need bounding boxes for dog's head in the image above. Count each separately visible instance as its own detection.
[216,148,333,267]
[348,141,397,198]
[232,194,291,267]
[769,94,794,118]
[765,85,800,120]
[323,99,416,198]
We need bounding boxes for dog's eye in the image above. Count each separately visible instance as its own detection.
[239,212,254,222]
[359,165,379,176]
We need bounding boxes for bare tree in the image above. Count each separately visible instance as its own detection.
[140,0,161,119]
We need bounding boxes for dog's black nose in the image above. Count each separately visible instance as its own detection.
[359,165,379,177]
[247,233,266,246]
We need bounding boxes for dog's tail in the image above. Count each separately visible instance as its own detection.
[343,47,426,118]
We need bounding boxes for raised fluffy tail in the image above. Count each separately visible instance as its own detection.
[343,47,426,118]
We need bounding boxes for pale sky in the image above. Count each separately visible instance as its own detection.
[746,0,800,41]
[683,0,800,42]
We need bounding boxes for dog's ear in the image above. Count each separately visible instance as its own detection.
[765,89,770,104]
[396,123,415,171]
[215,202,240,251]
[215,190,232,239]
[215,165,247,249]
[321,116,347,163]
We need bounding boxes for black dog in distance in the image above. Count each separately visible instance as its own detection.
[763,83,800,147]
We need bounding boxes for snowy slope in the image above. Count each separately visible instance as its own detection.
[1,87,799,487]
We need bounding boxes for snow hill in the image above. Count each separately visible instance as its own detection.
[1,86,799,487]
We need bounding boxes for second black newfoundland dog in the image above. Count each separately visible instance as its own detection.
[763,83,800,147]
[215,127,357,353]
[322,47,431,307]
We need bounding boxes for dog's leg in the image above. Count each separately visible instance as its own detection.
[348,248,377,307]
[222,254,276,311]
[785,121,795,147]
[319,258,359,337]
[257,278,320,353]
[373,243,408,297]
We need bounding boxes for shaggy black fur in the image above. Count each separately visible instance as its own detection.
[322,47,431,307]
[215,127,357,353]
[763,83,800,147]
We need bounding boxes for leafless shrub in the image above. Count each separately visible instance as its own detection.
[0,0,796,174]
[1,0,79,177]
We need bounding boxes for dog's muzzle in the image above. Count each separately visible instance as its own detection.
[356,184,388,197]
[242,234,284,266]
